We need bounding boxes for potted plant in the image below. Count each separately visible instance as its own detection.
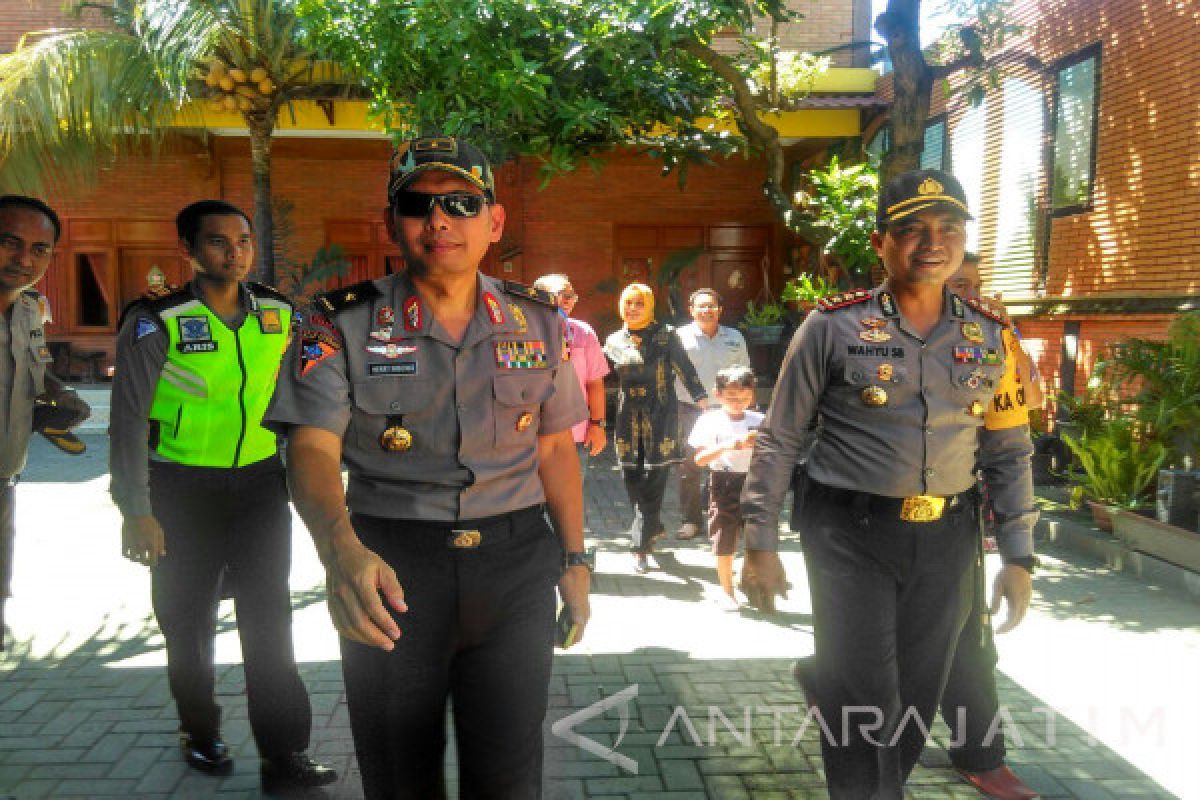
[738,300,787,345]
[1062,419,1167,532]
[1092,311,1200,529]
[789,157,879,287]
[781,272,838,316]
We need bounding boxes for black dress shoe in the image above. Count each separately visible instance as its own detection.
[179,731,233,774]
[261,753,338,792]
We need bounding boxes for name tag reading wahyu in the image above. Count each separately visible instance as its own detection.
[495,340,548,369]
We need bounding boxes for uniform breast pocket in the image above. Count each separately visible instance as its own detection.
[840,361,908,409]
[493,372,555,447]
[950,364,1002,395]
[350,379,435,455]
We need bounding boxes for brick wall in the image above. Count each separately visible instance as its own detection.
[34,137,783,356]
[0,0,111,52]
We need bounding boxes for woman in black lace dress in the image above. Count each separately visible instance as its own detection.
[603,284,708,573]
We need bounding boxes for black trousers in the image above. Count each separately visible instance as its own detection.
[343,507,563,800]
[940,582,1004,771]
[0,479,14,649]
[801,479,976,800]
[149,456,311,757]
[622,463,670,553]
[676,402,706,529]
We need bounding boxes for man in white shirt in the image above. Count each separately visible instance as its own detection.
[673,288,750,539]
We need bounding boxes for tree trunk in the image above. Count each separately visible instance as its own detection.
[247,113,276,286]
[876,0,930,185]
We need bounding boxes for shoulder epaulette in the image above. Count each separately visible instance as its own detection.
[248,281,292,306]
[117,285,187,331]
[817,289,872,312]
[315,280,382,315]
[501,280,556,308]
[965,296,1010,326]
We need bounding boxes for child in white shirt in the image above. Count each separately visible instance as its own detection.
[688,366,764,609]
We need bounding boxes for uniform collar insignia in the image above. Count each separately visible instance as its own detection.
[951,293,966,319]
[482,291,506,326]
[878,291,899,318]
[403,295,423,332]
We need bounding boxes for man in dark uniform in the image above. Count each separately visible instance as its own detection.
[0,195,90,651]
[264,135,590,799]
[110,200,335,791]
[741,170,1038,799]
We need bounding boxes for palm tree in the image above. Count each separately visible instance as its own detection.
[0,0,359,285]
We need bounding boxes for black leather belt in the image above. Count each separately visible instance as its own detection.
[806,478,975,523]
[358,504,547,549]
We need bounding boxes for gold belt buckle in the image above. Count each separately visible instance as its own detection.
[899,495,945,522]
[450,529,482,549]
[629,387,647,397]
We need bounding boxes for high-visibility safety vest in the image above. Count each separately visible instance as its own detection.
[143,283,292,467]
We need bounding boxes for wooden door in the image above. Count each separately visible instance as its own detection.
[613,224,770,323]
[119,249,187,311]
[710,252,766,318]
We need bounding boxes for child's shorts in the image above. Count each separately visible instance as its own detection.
[707,471,748,556]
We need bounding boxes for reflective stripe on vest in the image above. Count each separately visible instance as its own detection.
[148,296,292,467]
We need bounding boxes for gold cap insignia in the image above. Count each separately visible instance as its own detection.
[918,177,944,196]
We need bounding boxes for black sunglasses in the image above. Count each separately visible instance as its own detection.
[391,191,487,219]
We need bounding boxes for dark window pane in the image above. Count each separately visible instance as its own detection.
[1052,55,1098,209]
[76,254,110,327]
[920,120,946,171]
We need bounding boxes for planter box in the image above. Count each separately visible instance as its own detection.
[1112,509,1200,574]
[743,324,785,346]
[1086,500,1116,532]
[1157,469,1200,530]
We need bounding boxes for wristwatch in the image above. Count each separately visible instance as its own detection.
[588,419,606,430]
[564,551,592,570]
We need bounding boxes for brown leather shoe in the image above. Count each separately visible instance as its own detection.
[958,765,1040,799]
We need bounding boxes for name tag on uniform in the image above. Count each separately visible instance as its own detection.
[368,361,417,377]
[179,341,218,353]
[495,340,547,369]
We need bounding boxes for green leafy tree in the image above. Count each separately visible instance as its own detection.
[300,0,1015,235]
[298,1,828,212]
[875,0,1021,183]
[790,157,879,285]
[0,0,358,285]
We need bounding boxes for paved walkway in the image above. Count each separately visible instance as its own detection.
[1,434,1195,799]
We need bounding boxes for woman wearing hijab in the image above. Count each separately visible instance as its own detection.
[603,284,708,573]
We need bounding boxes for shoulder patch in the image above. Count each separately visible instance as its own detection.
[247,281,292,306]
[501,280,557,308]
[117,286,189,332]
[315,280,382,315]
[133,317,160,342]
[817,289,872,312]
[965,296,1010,326]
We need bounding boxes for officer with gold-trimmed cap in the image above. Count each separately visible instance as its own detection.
[740,169,1038,799]
[264,134,589,798]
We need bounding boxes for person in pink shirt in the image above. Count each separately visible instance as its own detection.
[533,274,609,458]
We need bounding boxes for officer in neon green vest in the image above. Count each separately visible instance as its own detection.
[109,200,335,792]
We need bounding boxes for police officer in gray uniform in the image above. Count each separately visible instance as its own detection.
[0,195,90,651]
[741,170,1038,799]
[265,135,590,799]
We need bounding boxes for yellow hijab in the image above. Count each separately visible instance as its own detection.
[618,283,655,331]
